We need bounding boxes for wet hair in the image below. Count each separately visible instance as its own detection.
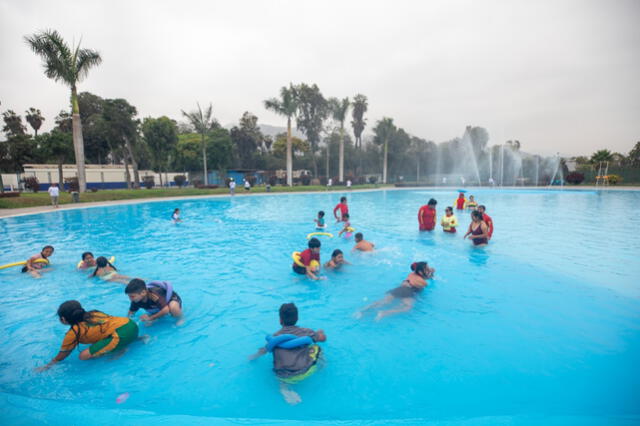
[355,232,363,241]
[279,303,298,326]
[340,197,347,203]
[343,213,349,219]
[81,251,93,260]
[445,206,453,213]
[91,256,116,277]
[308,237,321,249]
[471,210,483,221]
[428,198,437,206]
[125,278,147,294]
[173,208,180,214]
[331,249,343,258]
[57,300,103,350]
[42,245,54,256]
[318,211,325,217]
[478,205,486,212]
[411,261,429,276]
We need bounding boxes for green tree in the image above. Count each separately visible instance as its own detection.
[272,134,310,158]
[590,149,613,164]
[351,94,368,150]
[373,117,396,184]
[181,103,217,185]
[102,99,141,188]
[142,116,178,186]
[25,108,45,137]
[628,142,640,168]
[25,29,102,192]
[328,97,350,182]
[37,130,74,185]
[294,83,328,177]
[264,84,298,186]
[2,110,27,136]
[174,129,232,177]
[230,112,263,168]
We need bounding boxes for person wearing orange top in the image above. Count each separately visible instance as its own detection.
[454,192,467,210]
[37,300,138,371]
[418,198,437,231]
[477,205,493,239]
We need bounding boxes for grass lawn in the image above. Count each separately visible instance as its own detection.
[0,185,387,209]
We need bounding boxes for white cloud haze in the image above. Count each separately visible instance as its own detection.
[1,0,639,156]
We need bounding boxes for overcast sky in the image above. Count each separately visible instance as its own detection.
[1,0,638,156]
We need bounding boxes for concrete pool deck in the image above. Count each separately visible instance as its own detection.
[1,185,638,219]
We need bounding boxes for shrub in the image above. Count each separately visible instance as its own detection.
[368,176,378,184]
[143,176,155,189]
[565,172,585,185]
[301,174,311,186]
[268,175,278,186]
[192,179,202,187]
[608,174,623,185]
[319,176,328,185]
[64,177,79,192]
[23,176,40,192]
[174,175,186,188]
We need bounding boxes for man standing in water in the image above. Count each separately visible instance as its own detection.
[418,198,437,231]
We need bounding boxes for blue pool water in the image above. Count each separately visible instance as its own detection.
[1,189,639,425]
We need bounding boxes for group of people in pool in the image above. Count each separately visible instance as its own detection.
[418,192,494,246]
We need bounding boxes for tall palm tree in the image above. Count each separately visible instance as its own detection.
[351,94,368,150]
[373,117,396,184]
[328,97,350,182]
[264,84,298,186]
[181,102,216,186]
[25,108,45,137]
[25,30,102,192]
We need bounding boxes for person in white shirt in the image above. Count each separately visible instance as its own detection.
[229,178,236,196]
[327,178,333,190]
[48,183,60,208]
[346,179,352,189]
[244,179,251,191]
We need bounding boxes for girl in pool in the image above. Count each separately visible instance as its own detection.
[172,208,182,223]
[338,213,353,237]
[355,262,435,321]
[324,249,349,270]
[21,245,54,278]
[91,256,132,284]
[440,206,458,233]
[464,210,489,246]
[36,300,139,371]
[77,252,97,270]
[466,195,478,210]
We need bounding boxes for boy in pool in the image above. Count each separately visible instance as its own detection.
[292,237,323,280]
[314,210,326,229]
[172,208,182,223]
[353,232,375,252]
[333,196,349,222]
[77,252,97,270]
[125,278,184,326]
[21,245,54,278]
[248,303,327,405]
[324,249,349,270]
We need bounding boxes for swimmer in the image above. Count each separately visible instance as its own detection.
[172,208,182,223]
[125,279,183,326]
[36,300,139,371]
[77,252,96,270]
[91,256,132,284]
[248,303,326,405]
[337,213,352,237]
[292,238,323,280]
[21,245,54,278]
[333,196,349,222]
[466,195,478,210]
[324,249,349,270]
[418,198,437,231]
[440,207,458,233]
[314,210,326,229]
[464,210,489,246]
[454,192,467,210]
[477,205,494,240]
[355,262,435,321]
[353,232,375,252]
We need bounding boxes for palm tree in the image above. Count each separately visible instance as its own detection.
[373,117,396,184]
[351,94,368,150]
[264,84,298,186]
[181,102,216,186]
[25,30,102,192]
[328,97,350,182]
[25,108,45,137]
[590,149,613,164]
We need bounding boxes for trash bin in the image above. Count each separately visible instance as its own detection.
[71,191,80,202]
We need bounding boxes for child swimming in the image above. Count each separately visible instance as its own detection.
[91,256,132,284]
[314,210,326,229]
[440,207,458,233]
[125,279,184,326]
[77,252,97,270]
[292,238,323,281]
[248,303,327,405]
[353,232,375,252]
[466,195,478,210]
[21,245,54,278]
[355,262,435,321]
[36,300,138,371]
[172,208,182,223]
[337,213,353,237]
[324,249,349,270]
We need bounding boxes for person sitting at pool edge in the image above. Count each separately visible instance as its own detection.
[477,205,493,239]
[125,279,184,326]
[355,261,435,321]
[314,210,326,229]
[440,206,458,233]
[353,232,375,252]
[333,196,349,222]
[77,252,97,270]
[418,198,437,231]
[293,237,323,280]
[324,249,349,270]
[36,300,138,371]
[21,245,54,278]
[248,303,327,405]
[92,256,132,284]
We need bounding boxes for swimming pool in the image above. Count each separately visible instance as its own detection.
[1,189,639,425]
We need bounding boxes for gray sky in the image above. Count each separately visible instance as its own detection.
[1,0,638,156]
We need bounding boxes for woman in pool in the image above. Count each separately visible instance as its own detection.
[464,210,489,246]
[36,300,139,371]
[355,262,435,321]
[91,256,132,284]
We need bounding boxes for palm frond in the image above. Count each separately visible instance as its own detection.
[24,29,76,86]
[75,48,102,82]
